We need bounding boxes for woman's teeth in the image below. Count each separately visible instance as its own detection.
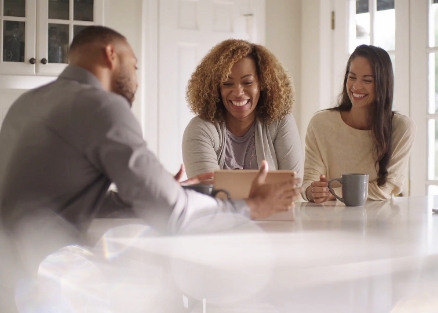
[231,99,249,106]
[352,92,365,98]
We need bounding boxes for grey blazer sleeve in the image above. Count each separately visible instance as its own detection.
[83,98,248,233]
[271,113,304,177]
[182,117,221,178]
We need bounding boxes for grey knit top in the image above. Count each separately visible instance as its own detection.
[182,113,304,178]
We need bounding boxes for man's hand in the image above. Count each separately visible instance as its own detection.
[245,161,301,220]
[174,164,214,186]
[305,174,335,203]
[174,164,186,182]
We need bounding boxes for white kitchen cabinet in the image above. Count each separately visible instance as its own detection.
[0,0,103,76]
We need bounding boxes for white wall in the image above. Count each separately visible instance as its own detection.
[265,0,302,139]
[104,0,144,125]
[266,0,333,145]
[300,0,333,143]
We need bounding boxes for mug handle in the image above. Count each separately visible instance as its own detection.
[328,178,344,203]
[211,188,232,200]
[211,189,236,210]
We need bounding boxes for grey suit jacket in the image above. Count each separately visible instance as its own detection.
[0,65,247,235]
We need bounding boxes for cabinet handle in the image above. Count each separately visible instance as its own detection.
[41,58,48,65]
[29,58,36,64]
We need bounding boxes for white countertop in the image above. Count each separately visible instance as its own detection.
[81,196,438,312]
[10,196,438,312]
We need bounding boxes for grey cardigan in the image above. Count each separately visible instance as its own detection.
[182,113,303,178]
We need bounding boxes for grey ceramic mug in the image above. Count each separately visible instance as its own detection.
[328,173,369,206]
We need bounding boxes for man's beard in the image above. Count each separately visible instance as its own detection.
[114,73,135,106]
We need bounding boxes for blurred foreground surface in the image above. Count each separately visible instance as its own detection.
[1,196,438,312]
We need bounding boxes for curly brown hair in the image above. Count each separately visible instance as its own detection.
[186,39,295,123]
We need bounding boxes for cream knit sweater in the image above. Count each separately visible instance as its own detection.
[302,110,416,200]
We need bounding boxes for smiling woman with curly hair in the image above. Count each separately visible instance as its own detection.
[182,39,303,178]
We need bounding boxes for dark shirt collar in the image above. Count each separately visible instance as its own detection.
[58,65,104,89]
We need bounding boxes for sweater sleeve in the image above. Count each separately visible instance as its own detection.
[182,117,221,178]
[301,117,328,200]
[273,113,304,177]
[368,115,416,200]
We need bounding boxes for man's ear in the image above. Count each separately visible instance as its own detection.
[103,44,117,70]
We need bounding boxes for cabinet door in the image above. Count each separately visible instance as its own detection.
[36,0,103,76]
[0,0,37,75]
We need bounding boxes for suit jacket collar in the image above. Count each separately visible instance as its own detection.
[58,65,104,89]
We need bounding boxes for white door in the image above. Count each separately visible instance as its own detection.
[157,0,265,174]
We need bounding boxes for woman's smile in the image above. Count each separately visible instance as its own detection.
[229,99,250,107]
[350,91,368,101]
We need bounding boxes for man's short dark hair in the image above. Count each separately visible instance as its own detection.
[69,26,126,53]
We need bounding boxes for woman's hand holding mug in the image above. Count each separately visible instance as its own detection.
[306,175,335,203]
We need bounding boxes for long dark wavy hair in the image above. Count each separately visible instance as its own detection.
[331,45,394,186]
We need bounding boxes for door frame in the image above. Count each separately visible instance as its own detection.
[410,0,429,196]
